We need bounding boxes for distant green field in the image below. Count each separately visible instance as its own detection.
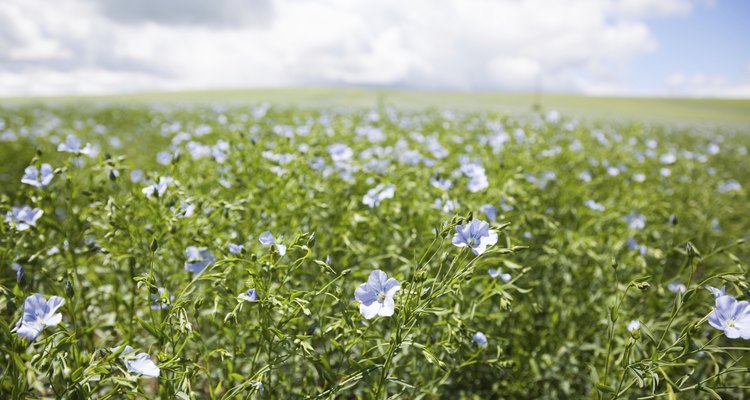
[2,88,749,129]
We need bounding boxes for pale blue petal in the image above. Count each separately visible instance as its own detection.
[259,231,275,245]
[384,278,401,296]
[378,298,395,317]
[367,270,388,290]
[360,301,381,319]
[275,243,287,256]
[355,283,378,305]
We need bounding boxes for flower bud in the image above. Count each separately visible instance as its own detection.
[686,242,697,258]
[307,232,316,248]
[65,280,75,298]
[16,266,26,286]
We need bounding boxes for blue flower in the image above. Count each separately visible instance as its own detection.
[327,143,353,164]
[626,238,647,256]
[459,162,489,192]
[430,176,453,191]
[667,282,686,293]
[113,345,160,378]
[354,270,400,319]
[488,268,511,282]
[212,140,230,163]
[142,177,173,198]
[12,263,24,282]
[426,137,448,159]
[473,331,488,347]
[708,294,750,339]
[21,164,54,188]
[526,171,557,189]
[228,243,244,255]
[13,294,64,341]
[719,180,742,193]
[184,246,215,274]
[434,198,459,213]
[130,169,144,183]
[238,288,258,301]
[259,231,286,256]
[706,285,727,298]
[363,184,395,208]
[6,206,44,231]
[452,220,498,255]
[500,198,514,212]
[625,211,646,230]
[173,202,195,218]
[187,142,211,159]
[480,204,498,221]
[58,135,94,156]
[156,151,173,165]
[584,200,605,212]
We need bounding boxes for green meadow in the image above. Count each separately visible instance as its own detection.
[3,88,750,128]
[1,92,749,398]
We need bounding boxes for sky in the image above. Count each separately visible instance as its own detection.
[1,0,748,97]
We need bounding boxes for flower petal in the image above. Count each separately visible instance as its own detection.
[47,296,65,313]
[384,278,401,297]
[275,243,287,256]
[128,353,160,378]
[480,230,498,248]
[378,298,395,317]
[259,231,275,245]
[360,301,381,319]
[16,322,43,341]
[708,309,724,330]
[44,313,62,327]
[367,270,388,290]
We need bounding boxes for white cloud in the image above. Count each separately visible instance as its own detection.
[487,57,542,89]
[614,0,693,18]
[0,0,735,96]
[666,71,750,98]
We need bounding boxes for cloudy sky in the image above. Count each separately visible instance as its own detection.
[1,0,748,97]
